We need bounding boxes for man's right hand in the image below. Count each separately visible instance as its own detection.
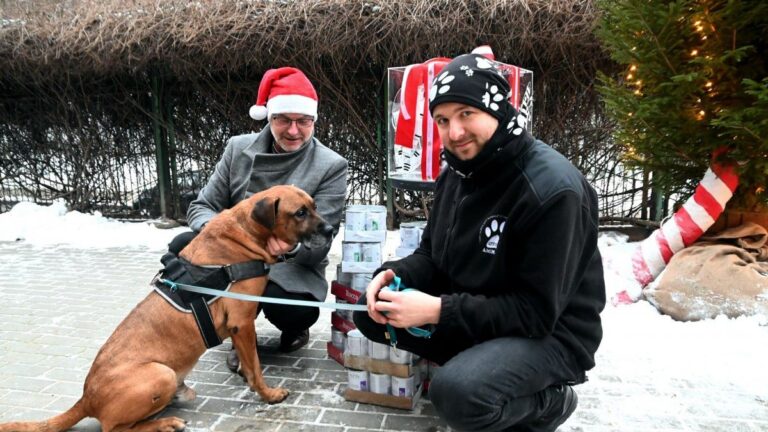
[365,269,396,325]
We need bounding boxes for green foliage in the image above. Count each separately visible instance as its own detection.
[596,0,768,207]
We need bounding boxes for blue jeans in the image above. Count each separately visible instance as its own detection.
[353,308,585,432]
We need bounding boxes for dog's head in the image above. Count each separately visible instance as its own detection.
[250,185,334,250]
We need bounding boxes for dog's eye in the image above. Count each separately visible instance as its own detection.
[295,209,307,218]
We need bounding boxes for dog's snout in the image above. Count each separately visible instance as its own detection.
[318,222,334,238]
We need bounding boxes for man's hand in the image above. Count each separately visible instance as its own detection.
[366,269,441,328]
[267,236,295,257]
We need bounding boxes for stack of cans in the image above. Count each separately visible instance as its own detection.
[395,220,427,258]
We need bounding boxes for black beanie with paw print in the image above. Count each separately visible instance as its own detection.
[428,53,512,122]
[429,53,528,177]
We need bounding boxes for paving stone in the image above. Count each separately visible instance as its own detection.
[319,409,384,429]
[276,422,344,432]
[213,415,281,431]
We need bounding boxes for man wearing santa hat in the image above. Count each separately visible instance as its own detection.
[168,67,347,371]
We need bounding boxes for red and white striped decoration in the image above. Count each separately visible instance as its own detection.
[629,159,739,290]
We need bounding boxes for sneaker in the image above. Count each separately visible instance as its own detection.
[279,329,310,353]
[527,384,578,432]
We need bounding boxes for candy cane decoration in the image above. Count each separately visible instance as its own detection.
[622,156,739,302]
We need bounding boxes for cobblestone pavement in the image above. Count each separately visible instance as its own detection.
[1,242,767,431]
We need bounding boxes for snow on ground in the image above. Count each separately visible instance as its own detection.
[1,201,767,403]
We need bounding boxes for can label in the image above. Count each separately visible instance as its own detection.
[331,328,346,350]
[389,347,413,364]
[400,223,419,248]
[391,375,415,398]
[348,369,369,391]
[368,340,390,360]
[345,207,367,232]
[361,242,382,264]
[346,329,368,357]
[352,273,371,292]
[369,372,391,395]
[342,242,362,262]
[365,209,387,231]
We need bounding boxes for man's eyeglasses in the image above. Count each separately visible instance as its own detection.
[271,115,314,128]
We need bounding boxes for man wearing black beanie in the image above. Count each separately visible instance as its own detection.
[354,53,605,431]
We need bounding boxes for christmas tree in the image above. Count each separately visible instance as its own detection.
[596,0,768,210]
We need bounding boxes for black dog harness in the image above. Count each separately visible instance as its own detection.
[153,255,270,348]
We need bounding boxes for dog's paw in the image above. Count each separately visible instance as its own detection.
[262,387,289,404]
[173,383,196,403]
[154,416,187,431]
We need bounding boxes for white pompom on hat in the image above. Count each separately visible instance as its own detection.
[249,67,318,121]
[471,45,496,61]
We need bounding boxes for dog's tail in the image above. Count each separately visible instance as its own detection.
[0,399,87,432]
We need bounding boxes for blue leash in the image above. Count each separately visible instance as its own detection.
[158,278,368,311]
[158,276,434,350]
[382,275,435,350]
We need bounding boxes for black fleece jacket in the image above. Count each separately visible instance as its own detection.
[382,133,606,370]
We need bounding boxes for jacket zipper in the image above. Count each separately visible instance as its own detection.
[440,180,470,269]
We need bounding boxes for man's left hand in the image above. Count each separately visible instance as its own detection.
[375,289,441,329]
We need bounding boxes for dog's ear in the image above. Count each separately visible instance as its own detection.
[251,196,280,229]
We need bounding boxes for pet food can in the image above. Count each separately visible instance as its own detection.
[346,329,368,357]
[337,269,353,287]
[368,340,390,360]
[331,328,346,351]
[352,273,371,293]
[389,347,413,364]
[399,222,420,249]
[361,242,382,264]
[342,241,362,263]
[365,207,387,232]
[369,372,391,395]
[345,206,367,232]
[391,375,415,398]
[335,300,351,321]
[347,369,369,392]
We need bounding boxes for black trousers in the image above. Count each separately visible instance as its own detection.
[168,231,319,334]
[353,302,585,432]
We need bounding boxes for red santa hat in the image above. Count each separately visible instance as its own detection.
[471,45,495,61]
[249,67,318,121]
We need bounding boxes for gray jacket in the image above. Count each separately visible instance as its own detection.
[187,130,348,300]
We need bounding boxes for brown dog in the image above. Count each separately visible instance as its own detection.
[0,185,334,432]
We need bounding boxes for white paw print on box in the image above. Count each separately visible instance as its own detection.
[482,83,504,111]
[430,72,455,102]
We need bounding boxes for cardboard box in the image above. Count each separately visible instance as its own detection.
[331,311,356,334]
[327,340,344,366]
[331,281,362,305]
[344,229,387,242]
[343,353,419,378]
[344,380,423,410]
[341,261,380,274]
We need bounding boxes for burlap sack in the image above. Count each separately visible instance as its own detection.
[643,222,768,321]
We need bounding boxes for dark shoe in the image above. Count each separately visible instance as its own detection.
[527,385,578,432]
[226,347,240,374]
[279,329,309,353]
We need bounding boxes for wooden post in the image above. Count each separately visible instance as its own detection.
[151,72,172,219]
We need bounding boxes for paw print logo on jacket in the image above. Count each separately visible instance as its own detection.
[482,83,504,111]
[429,71,455,102]
[480,216,507,255]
